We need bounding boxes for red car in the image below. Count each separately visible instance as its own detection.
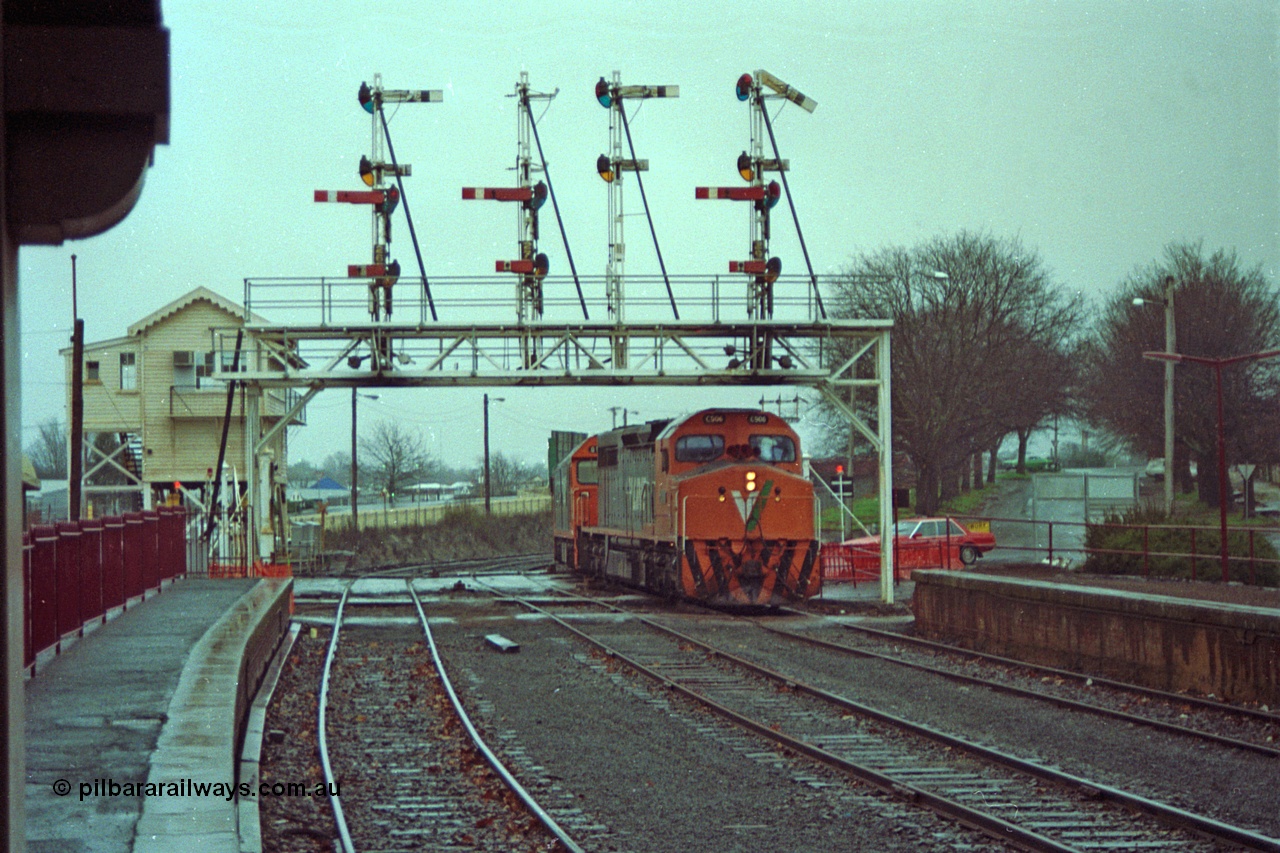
[825,517,996,581]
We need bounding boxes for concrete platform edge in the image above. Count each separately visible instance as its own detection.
[131,579,292,853]
[912,570,1280,703]
[236,621,300,853]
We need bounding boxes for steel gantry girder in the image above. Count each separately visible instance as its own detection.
[214,312,900,603]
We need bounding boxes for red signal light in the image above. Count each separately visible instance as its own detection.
[835,464,844,475]
[735,73,753,102]
[767,180,781,209]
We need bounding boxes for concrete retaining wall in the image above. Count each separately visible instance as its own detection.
[133,578,293,853]
[911,570,1280,705]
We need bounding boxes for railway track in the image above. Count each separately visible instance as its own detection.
[751,620,1280,759]
[486,585,1280,852]
[315,577,583,852]
[328,552,552,579]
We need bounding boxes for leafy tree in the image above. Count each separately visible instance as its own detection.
[1080,242,1280,507]
[829,231,1083,514]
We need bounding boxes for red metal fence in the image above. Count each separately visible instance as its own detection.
[22,506,189,675]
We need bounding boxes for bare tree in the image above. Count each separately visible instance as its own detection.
[1080,242,1280,507]
[481,452,540,497]
[358,420,431,497]
[25,419,67,479]
[829,231,1084,514]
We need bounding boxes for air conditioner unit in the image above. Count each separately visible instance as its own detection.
[173,351,194,368]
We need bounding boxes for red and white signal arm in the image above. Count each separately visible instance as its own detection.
[463,187,533,202]
[695,186,766,201]
[314,189,387,204]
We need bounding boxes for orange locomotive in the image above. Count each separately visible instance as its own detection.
[552,409,820,606]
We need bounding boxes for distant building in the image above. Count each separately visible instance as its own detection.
[61,286,304,517]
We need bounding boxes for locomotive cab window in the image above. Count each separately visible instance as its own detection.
[675,434,725,463]
[749,434,796,463]
[576,460,599,485]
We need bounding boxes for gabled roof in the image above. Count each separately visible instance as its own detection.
[127,286,268,336]
[311,476,347,491]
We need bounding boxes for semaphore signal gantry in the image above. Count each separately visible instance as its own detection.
[227,69,898,602]
[697,69,819,370]
[315,74,442,325]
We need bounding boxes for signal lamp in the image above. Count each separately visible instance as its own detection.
[386,259,401,281]
[737,151,754,182]
[380,186,400,216]
[765,256,781,283]
[533,252,549,278]
[767,180,782,209]
[359,156,375,187]
[735,73,753,102]
[596,154,614,183]
[723,344,736,357]
[358,81,374,114]
[776,354,794,369]
[531,181,548,211]
[595,77,612,108]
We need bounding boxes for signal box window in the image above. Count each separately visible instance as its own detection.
[675,434,724,463]
[85,361,100,383]
[750,434,796,463]
[119,352,137,391]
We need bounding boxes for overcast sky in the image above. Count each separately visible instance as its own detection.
[17,0,1279,473]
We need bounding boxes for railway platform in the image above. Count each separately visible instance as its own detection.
[24,576,293,853]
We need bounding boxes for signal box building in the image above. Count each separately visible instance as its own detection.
[61,286,304,516]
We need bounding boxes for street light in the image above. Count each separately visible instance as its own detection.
[483,393,505,514]
[351,390,379,533]
[1134,276,1176,514]
[1142,347,1280,582]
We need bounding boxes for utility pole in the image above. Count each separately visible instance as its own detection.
[483,393,492,514]
[69,254,83,519]
[1162,276,1175,514]
[350,389,358,534]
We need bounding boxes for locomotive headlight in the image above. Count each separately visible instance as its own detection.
[774,487,782,502]
[745,471,757,492]
[717,486,727,502]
